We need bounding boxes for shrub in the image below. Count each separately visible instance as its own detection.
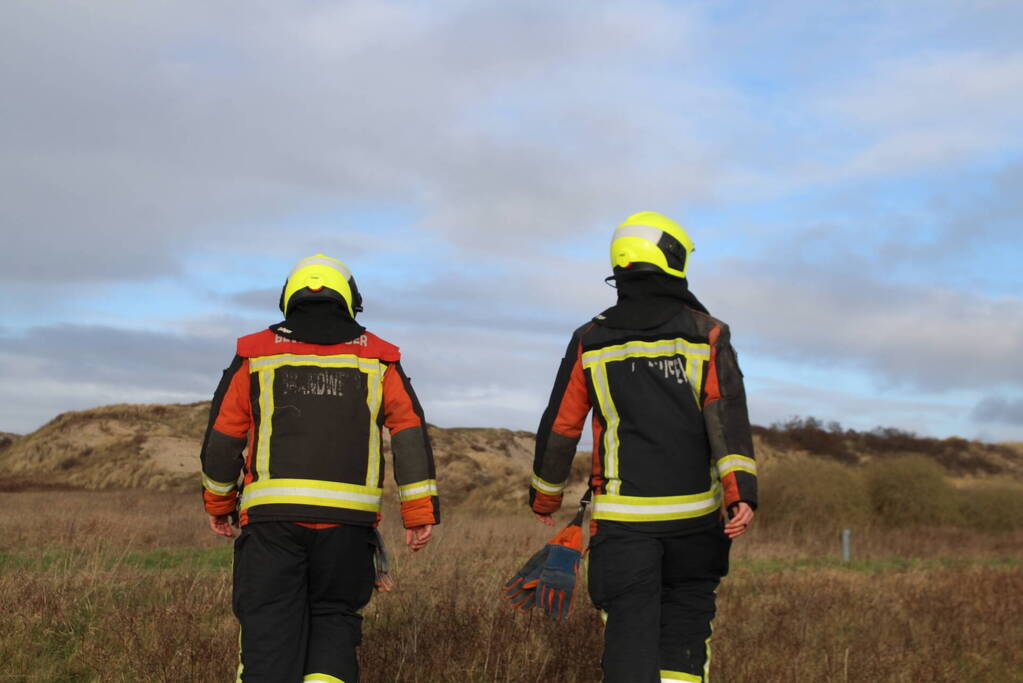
[758,458,871,532]
[761,417,856,463]
[864,456,962,527]
[956,481,1023,532]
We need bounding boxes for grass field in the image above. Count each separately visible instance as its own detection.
[1,490,1022,682]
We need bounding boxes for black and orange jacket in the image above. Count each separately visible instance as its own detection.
[531,303,756,532]
[200,329,439,529]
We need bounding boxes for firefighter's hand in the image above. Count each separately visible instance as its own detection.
[534,513,555,527]
[405,524,433,552]
[724,502,754,539]
[208,514,238,538]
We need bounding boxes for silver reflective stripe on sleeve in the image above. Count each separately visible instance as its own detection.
[398,479,439,501]
[716,454,757,478]
[202,473,236,495]
[530,473,566,495]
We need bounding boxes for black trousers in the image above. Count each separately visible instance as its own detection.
[232,522,376,682]
[587,522,731,683]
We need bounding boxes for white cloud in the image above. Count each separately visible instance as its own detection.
[3,0,1023,441]
[1,1,738,281]
[822,51,1023,176]
[705,259,1023,392]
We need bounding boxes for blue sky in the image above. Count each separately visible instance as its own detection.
[2,0,1022,441]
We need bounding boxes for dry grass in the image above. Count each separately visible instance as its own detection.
[2,490,1022,682]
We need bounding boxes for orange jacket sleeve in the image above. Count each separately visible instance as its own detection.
[200,356,251,516]
[531,332,591,514]
[382,362,439,528]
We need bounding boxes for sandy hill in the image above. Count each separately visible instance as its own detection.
[0,403,552,507]
[2,405,1019,502]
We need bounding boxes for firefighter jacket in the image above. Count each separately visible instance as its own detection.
[200,328,440,529]
[531,301,757,533]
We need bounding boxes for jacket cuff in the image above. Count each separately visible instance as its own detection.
[203,490,238,516]
[400,497,438,528]
[530,490,563,515]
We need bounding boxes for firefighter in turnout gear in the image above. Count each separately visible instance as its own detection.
[531,213,756,682]
[201,254,439,683]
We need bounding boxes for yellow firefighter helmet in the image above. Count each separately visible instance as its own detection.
[610,211,694,279]
[280,254,363,317]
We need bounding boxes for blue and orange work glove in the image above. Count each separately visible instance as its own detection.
[537,542,581,621]
[502,545,549,612]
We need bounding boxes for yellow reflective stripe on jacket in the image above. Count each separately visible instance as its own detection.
[255,368,275,480]
[240,478,383,512]
[582,338,709,404]
[202,473,236,495]
[364,368,384,488]
[660,670,702,682]
[530,473,566,495]
[592,486,721,522]
[716,453,757,478]
[582,338,712,497]
[249,354,381,373]
[686,354,706,404]
[303,674,345,683]
[581,338,710,368]
[398,479,438,502]
[247,353,386,489]
[590,362,623,495]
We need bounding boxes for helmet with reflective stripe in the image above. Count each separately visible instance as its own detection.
[279,254,363,317]
[610,211,694,279]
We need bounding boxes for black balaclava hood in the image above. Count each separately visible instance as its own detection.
[595,269,709,330]
[270,299,365,345]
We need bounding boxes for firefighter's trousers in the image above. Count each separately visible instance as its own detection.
[587,522,731,683]
[232,521,376,682]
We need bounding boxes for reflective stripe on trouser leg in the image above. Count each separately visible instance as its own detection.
[304,675,345,683]
[660,670,701,682]
[236,627,243,682]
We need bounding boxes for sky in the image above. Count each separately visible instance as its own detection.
[2,0,1022,442]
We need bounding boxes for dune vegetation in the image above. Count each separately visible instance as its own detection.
[2,406,1022,680]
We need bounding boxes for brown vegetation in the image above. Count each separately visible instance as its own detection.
[1,490,1022,682]
[753,416,1023,477]
[3,405,1022,680]
[758,453,1023,533]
